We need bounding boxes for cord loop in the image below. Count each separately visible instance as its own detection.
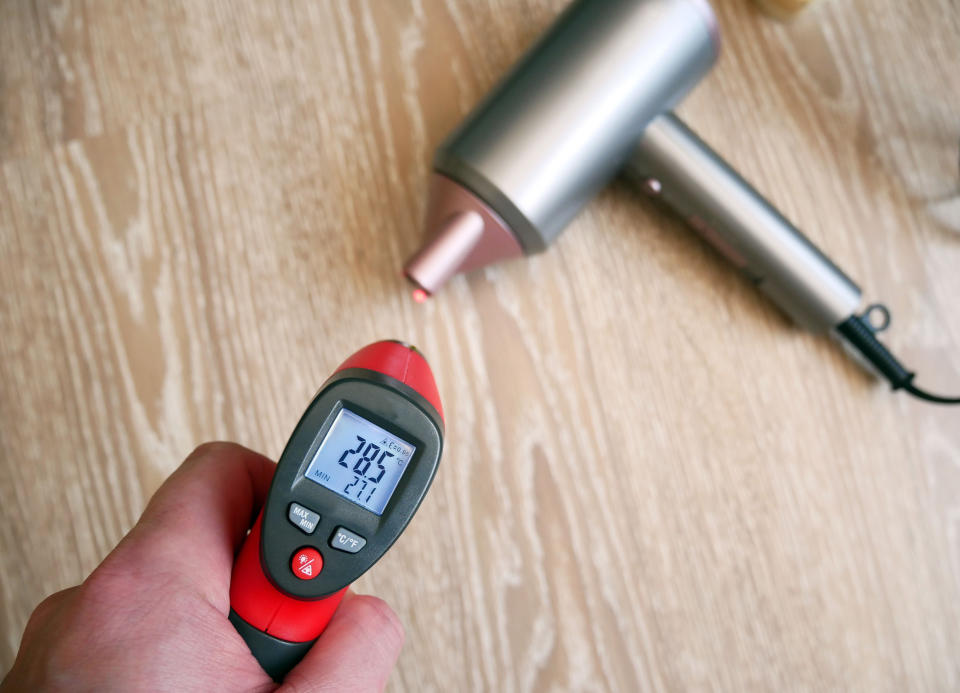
[861,303,891,333]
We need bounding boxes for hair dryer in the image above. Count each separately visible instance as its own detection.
[404,0,958,404]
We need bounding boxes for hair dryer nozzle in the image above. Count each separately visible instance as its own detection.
[404,174,523,295]
[404,211,484,295]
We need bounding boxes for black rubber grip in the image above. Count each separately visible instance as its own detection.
[229,609,316,682]
[836,315,914,389]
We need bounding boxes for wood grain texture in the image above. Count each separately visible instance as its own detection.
[2,0,959,690]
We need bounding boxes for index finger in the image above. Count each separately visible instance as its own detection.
[105,442,276,607]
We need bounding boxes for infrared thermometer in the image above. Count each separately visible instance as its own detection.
[229,341,445,680]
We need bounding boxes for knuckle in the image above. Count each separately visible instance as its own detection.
[23,590,64,633]
[31,590,64,619]
[186,440,235,462]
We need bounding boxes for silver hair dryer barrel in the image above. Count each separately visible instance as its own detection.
[434,0,718,253]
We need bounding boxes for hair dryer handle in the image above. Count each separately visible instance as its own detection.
[625,112,861,332]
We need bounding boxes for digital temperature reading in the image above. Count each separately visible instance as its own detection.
[304,408,416,515]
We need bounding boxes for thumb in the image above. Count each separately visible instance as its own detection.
[280,592,405,692]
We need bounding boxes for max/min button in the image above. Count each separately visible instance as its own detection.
[288,503,320,534]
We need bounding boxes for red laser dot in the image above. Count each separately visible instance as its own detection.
[412,288,428,304]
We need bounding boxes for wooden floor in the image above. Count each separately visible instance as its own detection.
[2,0,960,690]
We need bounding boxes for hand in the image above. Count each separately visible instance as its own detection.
[1,442,405,692]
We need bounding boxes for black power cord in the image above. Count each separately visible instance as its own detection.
[902,382,960,405]
[836,311,960,404]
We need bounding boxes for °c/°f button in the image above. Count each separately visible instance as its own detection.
[329,526,366,554]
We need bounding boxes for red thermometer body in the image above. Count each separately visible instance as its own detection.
[229,341,444,680]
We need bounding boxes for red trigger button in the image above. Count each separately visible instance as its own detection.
[292,548,323,580]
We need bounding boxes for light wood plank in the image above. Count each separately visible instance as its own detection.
[2,0,959,690]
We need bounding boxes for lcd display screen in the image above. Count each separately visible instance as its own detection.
[303,408,416,515]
